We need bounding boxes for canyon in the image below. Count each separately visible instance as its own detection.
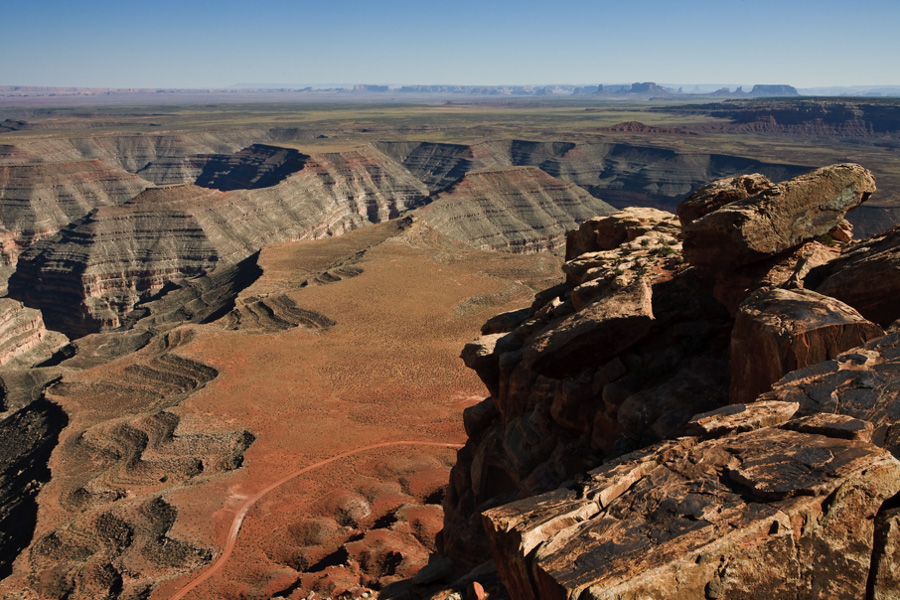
[0,99,899,599]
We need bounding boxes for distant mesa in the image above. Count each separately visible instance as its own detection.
[0,82,811,101]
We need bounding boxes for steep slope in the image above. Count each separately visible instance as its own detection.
[8,187,220,336]
[373,141,475,192]
[192,144,308,191]
[0,399,67,581]
[417,167,615,253]
[0,161,149,264]
[0,298,68,367]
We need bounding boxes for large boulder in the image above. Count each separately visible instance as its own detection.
[730,288,884,404]
[676,173,773,227]
[681,164,875,271]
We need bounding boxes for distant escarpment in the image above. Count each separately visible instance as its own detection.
[663,98,900,137]
[435,164,900,599]
[376,138,811,214]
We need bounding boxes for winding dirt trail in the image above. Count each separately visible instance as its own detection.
[169,440,464,600]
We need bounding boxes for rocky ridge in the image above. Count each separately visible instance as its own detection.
[435,164,900,599]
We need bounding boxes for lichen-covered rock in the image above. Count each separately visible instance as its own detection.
[676,173,773,227]
[682,164,875,270]
[565,207,680,262]
[729,288,884,404]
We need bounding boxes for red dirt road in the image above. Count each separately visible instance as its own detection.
[169,441,464,600]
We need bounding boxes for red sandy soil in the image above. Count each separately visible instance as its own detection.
[138,221,560,599]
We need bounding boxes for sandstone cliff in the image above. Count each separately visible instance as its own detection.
[435,164,900,599]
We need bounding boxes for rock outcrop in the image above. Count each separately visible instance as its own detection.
[813,225,900,326]
[729,288,884,404]
[442,206,732,568]
[681,164,875,270]
[438,163,900,600]
[483,408,900,600]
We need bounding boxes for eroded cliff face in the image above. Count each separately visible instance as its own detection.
[0,129,824,341]
[0,161,150,265]
[437,164,900,600]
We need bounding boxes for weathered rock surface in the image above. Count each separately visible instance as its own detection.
[760,331,900,457]
[482,418,900,600]
[522,281,654,377]
[730,288,884,404]
[442,207,733,569]
[710,239,840,315]
[564,206,680,262]
[676,172,773,227]
[682,164,875,270]
[439,164,900,599]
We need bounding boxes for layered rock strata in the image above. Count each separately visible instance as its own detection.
[0,161,149,264]
[419,167,614,253]
[0,298,68,367]
[8,147,430,337]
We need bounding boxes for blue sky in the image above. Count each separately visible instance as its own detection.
[2,0,897,88]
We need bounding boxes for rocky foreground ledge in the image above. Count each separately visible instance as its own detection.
[433,164,900,599]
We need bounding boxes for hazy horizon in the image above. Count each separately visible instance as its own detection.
[2,0,898,89]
